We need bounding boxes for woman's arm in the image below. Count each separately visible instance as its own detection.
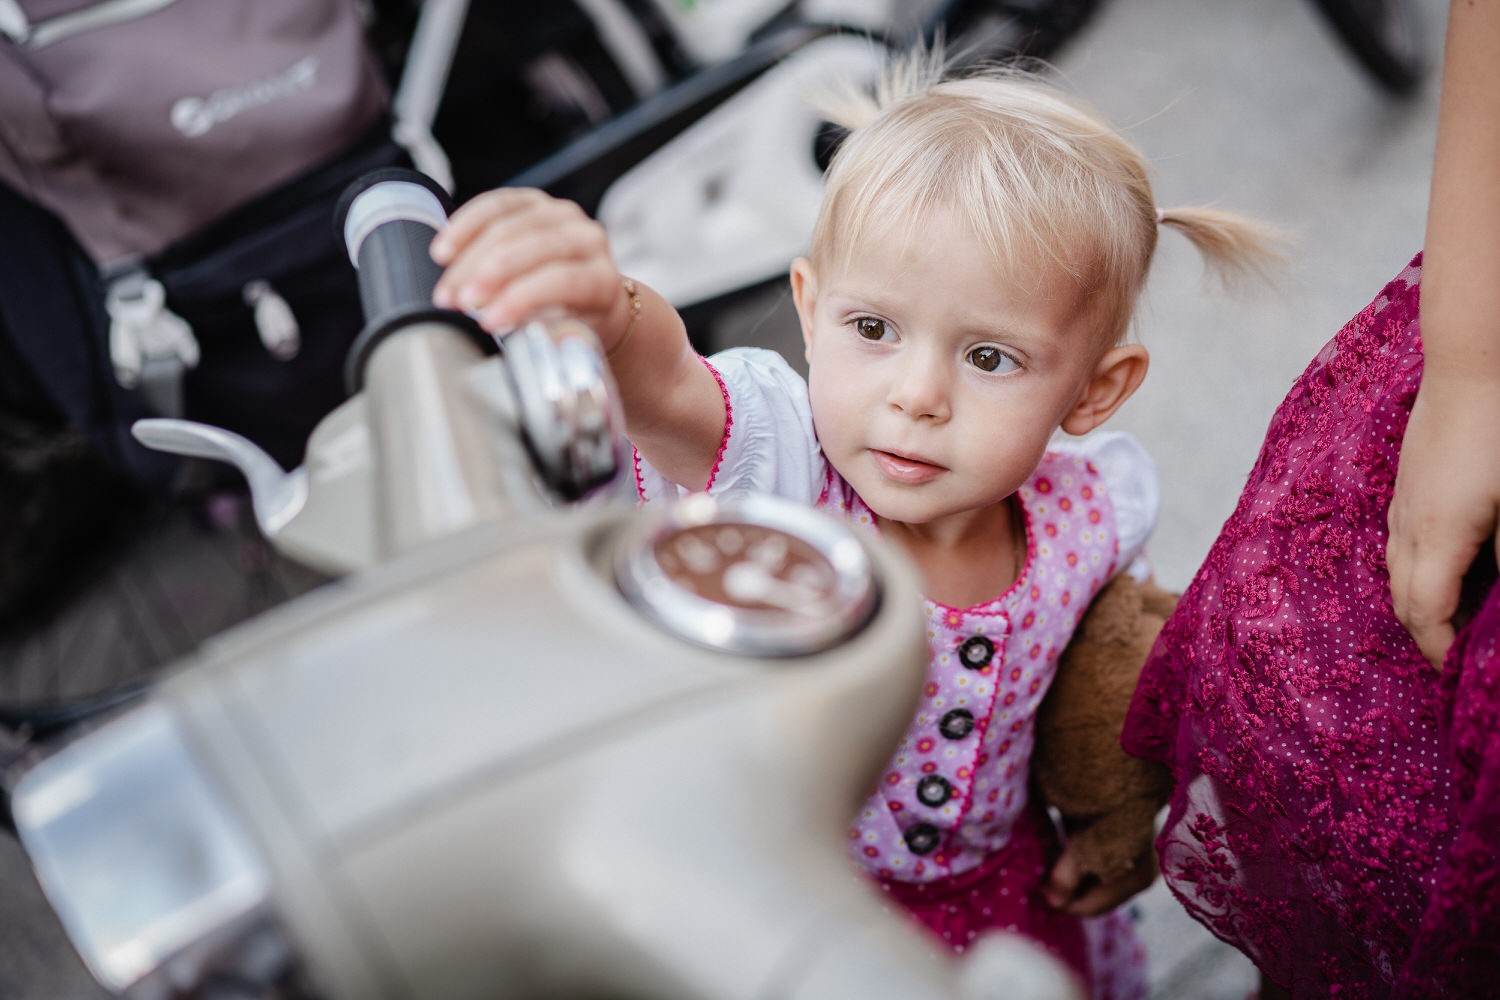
[429,188,726,488]
[1387,0,1500,667]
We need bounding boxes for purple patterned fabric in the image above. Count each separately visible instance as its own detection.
[1123,253,1500,996]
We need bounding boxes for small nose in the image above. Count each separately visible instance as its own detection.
[886,346,950,421]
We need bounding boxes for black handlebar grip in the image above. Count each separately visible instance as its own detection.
[340,169,448,320]
[335,168,494,393]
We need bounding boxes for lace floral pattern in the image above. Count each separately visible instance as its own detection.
[1124,254,1500,996]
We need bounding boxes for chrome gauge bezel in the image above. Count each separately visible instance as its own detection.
[614,492,880,657]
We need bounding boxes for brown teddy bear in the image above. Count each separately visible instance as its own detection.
[1034,572,1178,909]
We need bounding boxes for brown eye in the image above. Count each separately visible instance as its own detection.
[854,317,888,341]
[968,346,1016,373]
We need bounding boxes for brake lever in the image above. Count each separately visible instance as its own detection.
[131,419,308,536]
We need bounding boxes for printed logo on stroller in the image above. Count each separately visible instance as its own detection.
[171,55,320,139]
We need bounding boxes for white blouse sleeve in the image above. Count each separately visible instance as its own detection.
[1050,430,1160,580]
[633,346,825,505]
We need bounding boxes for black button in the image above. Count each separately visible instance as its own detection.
[959,635,995,669]
[939,709,975,740]
[904,823,940,855]
[917,775,953,807]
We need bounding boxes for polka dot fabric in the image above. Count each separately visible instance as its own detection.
[823,450,1148,998]
[831,452,1120,879]
[1124,254,1500,996]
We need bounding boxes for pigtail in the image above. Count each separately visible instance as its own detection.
[1156,206,1291,292]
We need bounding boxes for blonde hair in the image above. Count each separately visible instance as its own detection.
[808,50,1285,346]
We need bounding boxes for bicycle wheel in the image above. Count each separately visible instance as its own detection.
[1308,0,1426,96]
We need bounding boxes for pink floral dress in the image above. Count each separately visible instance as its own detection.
[1123,253,1500,997]
[635,347,1156,999]
[825,460,1149,1000]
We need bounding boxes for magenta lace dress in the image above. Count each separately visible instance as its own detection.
[1122,254,1500,997]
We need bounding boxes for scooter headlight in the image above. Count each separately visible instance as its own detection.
[11,701,295,997]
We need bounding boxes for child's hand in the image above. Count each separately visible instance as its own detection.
[1042,839,1158,917]
[429,188,632,347]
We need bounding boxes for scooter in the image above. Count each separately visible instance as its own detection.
[7,171,1083,1000]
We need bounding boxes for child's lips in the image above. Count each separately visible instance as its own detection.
[871,449,945,484]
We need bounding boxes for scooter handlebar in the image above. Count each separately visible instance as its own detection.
[339,169,450,323]
[335,169,496,395]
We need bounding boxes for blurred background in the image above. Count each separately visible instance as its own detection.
[0,0,1447,996]
[1058,0,1443,596]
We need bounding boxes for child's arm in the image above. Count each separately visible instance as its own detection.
[429,187,727,490]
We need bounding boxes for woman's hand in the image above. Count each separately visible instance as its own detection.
[1387,373,1500,668]
[1390,0,1500,670]
[429,188,634,349]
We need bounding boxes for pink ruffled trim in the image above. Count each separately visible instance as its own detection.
[816,464,835,508]
[924,495,1038,617]
[630,355,734,500]
[632,446,647,502]
[700,355,733,493]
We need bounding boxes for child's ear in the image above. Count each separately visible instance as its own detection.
[1061,344,1149,436]
[789,257,817,360]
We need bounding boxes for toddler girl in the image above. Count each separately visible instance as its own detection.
[430,52,1279,999]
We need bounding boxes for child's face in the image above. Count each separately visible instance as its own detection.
[792,204,1107,530]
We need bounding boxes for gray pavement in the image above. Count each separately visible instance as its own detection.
[1061,0,1445,595]
[0,0,1449,997]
